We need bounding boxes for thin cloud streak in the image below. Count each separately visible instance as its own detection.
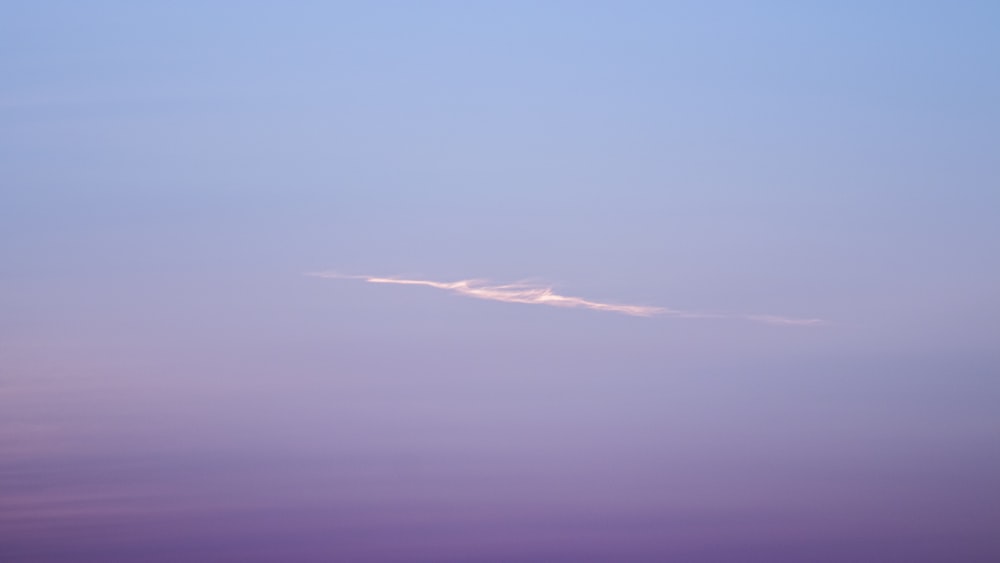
[307,272,824,326]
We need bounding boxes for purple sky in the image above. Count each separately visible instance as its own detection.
[3,2,1000,561]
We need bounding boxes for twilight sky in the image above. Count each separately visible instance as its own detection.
[2,2,1000,561]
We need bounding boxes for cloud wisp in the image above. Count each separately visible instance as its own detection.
[307,272,824,326]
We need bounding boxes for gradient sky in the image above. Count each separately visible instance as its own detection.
[3,2,1000,562]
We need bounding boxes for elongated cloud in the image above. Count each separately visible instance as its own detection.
[306,272,823,326]
[307,272,823,326]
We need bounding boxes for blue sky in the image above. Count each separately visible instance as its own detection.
[3,2,1000,561]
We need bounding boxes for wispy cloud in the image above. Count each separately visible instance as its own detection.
[306,272,824,326]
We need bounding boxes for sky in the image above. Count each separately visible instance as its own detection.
[2,1,1000,561]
